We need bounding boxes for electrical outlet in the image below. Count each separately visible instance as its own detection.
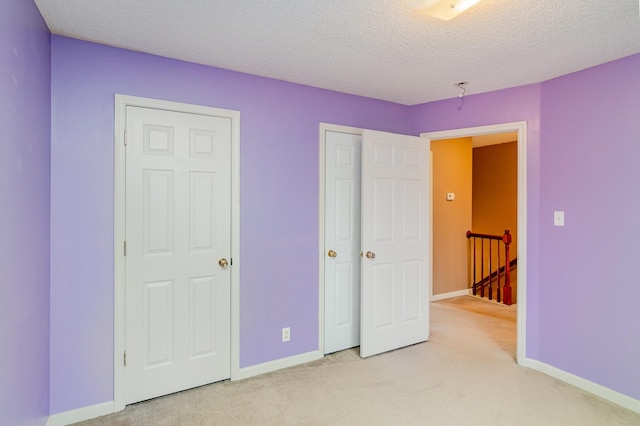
[282,327,290,342]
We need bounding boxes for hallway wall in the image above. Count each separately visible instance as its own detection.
[431,138,472,295]
[472,141,518,302]
[472,141,518,256]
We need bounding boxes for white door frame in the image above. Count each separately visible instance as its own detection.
[113,94,241,411]
[422,121,527,364]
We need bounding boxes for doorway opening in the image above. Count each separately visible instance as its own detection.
[423,122,527,364]
[430,133,518,303]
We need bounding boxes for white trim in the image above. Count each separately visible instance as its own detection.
[318,123,364,356]
[229,102,242,383]
[232,350,323,381]
[521,358,640,414]
[430,289,471,301]
[45,357,640,425]
[113,94,241,411]
[429,154,434,316]
[422,121,527,365]
[47,401,115,426]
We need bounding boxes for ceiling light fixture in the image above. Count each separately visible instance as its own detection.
[408,0,482,20]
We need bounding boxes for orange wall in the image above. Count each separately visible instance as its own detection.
[472,142,518,259]
[432,138,472,295]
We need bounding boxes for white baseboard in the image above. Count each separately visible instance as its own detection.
[46,354,639,423]
[47,351,322,424]
[232,350,323,381]
[521,358,640,414]
[47,401,115,426]
[430,289,471,302]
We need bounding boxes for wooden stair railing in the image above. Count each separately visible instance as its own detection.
[466,230,513,305]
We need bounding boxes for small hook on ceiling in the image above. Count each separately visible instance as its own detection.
[455,81,468,98]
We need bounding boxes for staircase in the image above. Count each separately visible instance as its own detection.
[466,230,514,305]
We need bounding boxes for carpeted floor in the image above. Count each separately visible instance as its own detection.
[76,296,640,425]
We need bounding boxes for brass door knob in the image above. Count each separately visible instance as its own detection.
[365,251,376,259]
[218,258,229,268]
[327,250,338,258]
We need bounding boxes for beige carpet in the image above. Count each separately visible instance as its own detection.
[77,296,640,425]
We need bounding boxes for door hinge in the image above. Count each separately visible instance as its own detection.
[124,351,127,367]
[124,130,127,146]
[124,241,127,256]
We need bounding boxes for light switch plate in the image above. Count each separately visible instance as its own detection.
[554,211,564,227]
[446,192,455,201]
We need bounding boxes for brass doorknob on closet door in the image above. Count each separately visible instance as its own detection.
[327,250,338,258]
[218,258,229,268]
[365,251,376,259]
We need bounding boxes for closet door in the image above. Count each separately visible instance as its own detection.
[125,106,232,403]
[360,130,431,358]
[324,129,362,354]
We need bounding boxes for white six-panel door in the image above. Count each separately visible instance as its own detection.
[125,106,232,403]
[360,130,431,358]
[324,130,362,354]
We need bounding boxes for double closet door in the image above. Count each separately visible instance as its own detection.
[323,126,431,358]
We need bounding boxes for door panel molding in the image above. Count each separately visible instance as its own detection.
[114,95,240,411]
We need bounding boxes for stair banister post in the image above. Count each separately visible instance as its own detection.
[502,230,513,305]
[466,231,478,296]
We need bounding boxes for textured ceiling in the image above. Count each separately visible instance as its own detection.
[34,0,640,105]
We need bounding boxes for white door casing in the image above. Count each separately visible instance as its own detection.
[323,130,362,354]
[360,130,431,358]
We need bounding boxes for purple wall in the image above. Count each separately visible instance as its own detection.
[538,54,640,399]
[49,32,640,415]
[409,53,640,400]
[49,36,409,413]
[408,84,544,360]
[0,1,51,425]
